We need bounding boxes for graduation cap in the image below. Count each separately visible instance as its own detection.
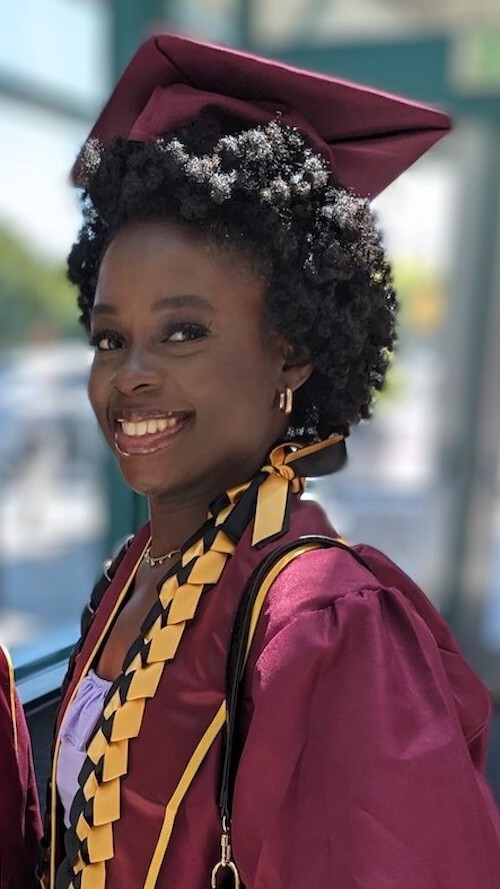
[73,32,451,198]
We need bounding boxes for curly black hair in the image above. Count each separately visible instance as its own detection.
[68,118,397,442]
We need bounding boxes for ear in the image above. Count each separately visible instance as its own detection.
[281,341,313,392]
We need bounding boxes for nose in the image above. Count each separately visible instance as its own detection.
[112,346,164,395]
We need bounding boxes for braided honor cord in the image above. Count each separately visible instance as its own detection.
[54,439,344,889]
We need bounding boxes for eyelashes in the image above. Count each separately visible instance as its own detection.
[89,321,211,352]
[88,328,123,351]
[162,322,210,343]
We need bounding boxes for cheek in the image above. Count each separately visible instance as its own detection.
[195,345,278,419]
[205,346,263,390]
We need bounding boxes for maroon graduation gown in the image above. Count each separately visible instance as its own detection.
[0,645,42,889]
[50,497,500,888]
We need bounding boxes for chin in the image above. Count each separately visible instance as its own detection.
[118,459,196,500]
[121,473,166,498]
[115,460,162,497]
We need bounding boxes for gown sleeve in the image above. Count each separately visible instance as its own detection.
[14,691,44,879]
[231,549,500,889]
[0,649,42,889]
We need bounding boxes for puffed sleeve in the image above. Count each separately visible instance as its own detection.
[15,691,43,877]
[0,647,42,889]
[231,550,500,889]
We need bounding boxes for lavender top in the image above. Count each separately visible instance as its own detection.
[57,669,112,828]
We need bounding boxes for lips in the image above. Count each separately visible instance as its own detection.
[113,410,193,456]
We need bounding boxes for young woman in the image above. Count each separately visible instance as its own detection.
[43,33,500,889]
[0,645,41,888]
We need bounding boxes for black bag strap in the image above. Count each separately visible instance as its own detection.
[220,534,372,822]
[212,534,372,888]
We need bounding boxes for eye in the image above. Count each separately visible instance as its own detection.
[89,329,124,351]
[163,322,210,343]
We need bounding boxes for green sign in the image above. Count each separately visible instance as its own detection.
[451,27,500,94]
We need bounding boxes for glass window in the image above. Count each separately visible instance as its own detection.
[0,0,107,106]
[482,463,500,657]
[250,0,500,46]
[0,3,110,697]
[2,8,499,708]
[169,0,239,43]
[0,344,107,672]
[307,144,458,607]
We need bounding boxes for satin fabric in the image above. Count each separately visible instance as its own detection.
[50,499,500,888]
[0,646,42,889]
[73,33,451,200]
[234,542,500,888]
[57,670,112,828]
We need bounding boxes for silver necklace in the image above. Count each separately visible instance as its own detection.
[143,544,181,568]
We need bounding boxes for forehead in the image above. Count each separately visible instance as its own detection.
[95,220,267,312]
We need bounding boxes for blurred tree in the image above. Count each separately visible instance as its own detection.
[0,226,80,345]
[393,259,446,343]
[377,260,446,403]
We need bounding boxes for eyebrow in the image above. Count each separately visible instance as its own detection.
[91,293,213,317]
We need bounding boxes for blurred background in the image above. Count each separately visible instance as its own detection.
[0,0,499,797]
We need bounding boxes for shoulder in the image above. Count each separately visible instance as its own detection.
[247,539,492,751]
[260,537,450,642]
[245,541,392,683]
[0,643,14,695]
[245,539,440,705]
[0,641,11,670]
[262,540,389,624]
[253,538,465,675]
[248,534,450,668]
[0,644,19,748]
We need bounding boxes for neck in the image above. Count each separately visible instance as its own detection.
[147,498,210,556]
[145,446,274,554]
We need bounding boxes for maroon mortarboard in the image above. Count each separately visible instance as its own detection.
[73,32,451,198]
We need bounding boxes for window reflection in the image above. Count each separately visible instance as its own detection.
[0,344,107,668]
[480,453,500,654]
[309,155,457,607]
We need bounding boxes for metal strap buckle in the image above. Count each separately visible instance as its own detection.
[211,816,241,888]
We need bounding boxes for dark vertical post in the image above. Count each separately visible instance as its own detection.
[438,122,500,645]
[236,0,253,49]
[109,0,168,81]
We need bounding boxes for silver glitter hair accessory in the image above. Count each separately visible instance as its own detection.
[155,121,344,274]
[158,121,329,206]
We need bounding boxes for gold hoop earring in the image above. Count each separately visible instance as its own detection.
[278,387,293,415]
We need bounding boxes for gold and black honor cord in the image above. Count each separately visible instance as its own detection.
[55,438,345,889]
[56,475,264,889]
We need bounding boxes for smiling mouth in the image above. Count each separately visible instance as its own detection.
[114,413,193,456]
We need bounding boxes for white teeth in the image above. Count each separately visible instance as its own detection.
[120,417,181,436]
